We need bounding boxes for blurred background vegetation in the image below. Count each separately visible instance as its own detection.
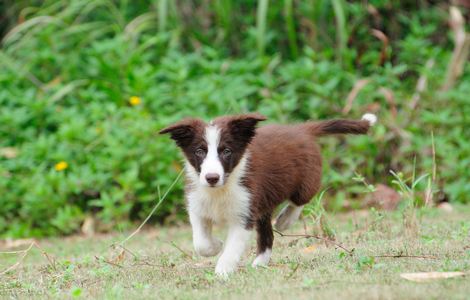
[0,0,469,237]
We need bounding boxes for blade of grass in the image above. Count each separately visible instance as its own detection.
[284,0,298,59]
[256,0,269,57]
[331,0,347,64]
[158,0,168,32]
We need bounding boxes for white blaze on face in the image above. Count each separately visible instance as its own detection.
[200,125,224,186]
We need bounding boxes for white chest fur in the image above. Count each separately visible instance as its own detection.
[185,154,251,224]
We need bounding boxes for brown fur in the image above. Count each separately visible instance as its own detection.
[212,116,371,255]
[161,114,372,257]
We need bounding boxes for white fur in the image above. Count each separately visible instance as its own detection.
[274,204,304,231]
[199,126,224,186]
[186,152,252,276]
[186,154,251,224]
[189,212,223,257]
[252,248,272,267]
[361,113,377,126]
[215,225,252,276]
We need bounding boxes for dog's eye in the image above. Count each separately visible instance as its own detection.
[195,148,206,158]
[222,148,232,157]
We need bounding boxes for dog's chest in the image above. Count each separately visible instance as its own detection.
[186,181,251,224]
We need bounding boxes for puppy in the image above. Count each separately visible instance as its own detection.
[160,113,376,276]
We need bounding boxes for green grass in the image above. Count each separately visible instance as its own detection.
[1,0,469,237]
[1,207,469,299]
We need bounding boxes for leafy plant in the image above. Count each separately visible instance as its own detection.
[0,0,468,237]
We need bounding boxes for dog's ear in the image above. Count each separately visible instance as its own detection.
[228,113,267,144]
[159,118,204,148]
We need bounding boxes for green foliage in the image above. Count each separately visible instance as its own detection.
[0,0,469,237]
[355,255,375,272]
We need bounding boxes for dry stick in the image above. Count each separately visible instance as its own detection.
[103,170,184,267]
[442,6,470,91]
[34,242,57,271]
[0,249,32,254]
[95,256,124,268]
[1,242,57,275]
[273,228,354,254]
[115,244,139,260]
[342,78,370,115]
[372,254,438,259]
[371,29,389,66]
[131,261,169,268]
[118,169,184,246]
[169,241,193,260]
[0,242,35,276]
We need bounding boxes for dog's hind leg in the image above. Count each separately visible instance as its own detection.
[274,187,315,231]
[274,204,304,231]
[253,214,273,267]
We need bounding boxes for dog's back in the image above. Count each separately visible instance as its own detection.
[245,124,323,220]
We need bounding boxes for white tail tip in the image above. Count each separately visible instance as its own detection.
[361,113,377,126]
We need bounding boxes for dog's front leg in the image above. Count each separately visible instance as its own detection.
[215,223,252,276]
[189,212,223,257]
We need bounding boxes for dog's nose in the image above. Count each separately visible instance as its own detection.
[205,173,220,186]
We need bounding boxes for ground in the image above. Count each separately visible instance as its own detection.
[1,206,469,299]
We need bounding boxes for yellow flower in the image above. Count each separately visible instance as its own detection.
[129,96,141,106]
[54,161,68,171]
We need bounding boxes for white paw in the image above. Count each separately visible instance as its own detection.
[252,249,272,267]
[194,238,223,257]
[215,258,237,277]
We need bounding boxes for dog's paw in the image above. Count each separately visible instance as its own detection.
[215,258,237,277]
[194,238,223,257]
[252,249,272,267]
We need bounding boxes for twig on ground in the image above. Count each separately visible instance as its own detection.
[372,254,438,259]
[0,242,35,276]
[95,256,124,268]
[169,241,193,260]
[0,242,57,276]
[114,244,139,260]
[35,243,57,271]
[131,261,173,268]
[273,228,354,254]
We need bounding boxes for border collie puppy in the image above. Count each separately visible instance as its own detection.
[160,113,376,276]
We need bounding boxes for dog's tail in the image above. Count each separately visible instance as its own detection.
[307,113,377,137]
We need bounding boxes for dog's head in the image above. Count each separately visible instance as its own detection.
[160,113,266,187]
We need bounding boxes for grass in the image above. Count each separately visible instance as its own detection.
[1,207,469,299]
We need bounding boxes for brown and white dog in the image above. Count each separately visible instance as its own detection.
[160,113,376,276]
